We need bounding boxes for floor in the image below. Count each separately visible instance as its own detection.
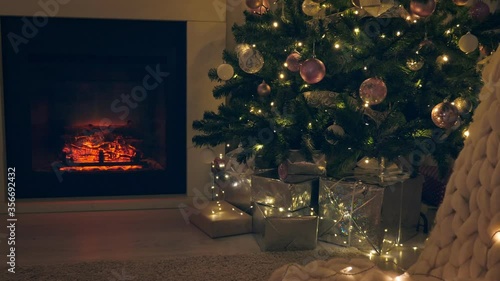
[0,208,429,272]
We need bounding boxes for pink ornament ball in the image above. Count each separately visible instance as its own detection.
[469,1,490,22]
[410,0,436,18]
[286,52,302,72]
[300,58,326,84]
[359,78,387,105]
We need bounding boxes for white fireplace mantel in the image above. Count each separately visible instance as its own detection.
[0,0,231,213]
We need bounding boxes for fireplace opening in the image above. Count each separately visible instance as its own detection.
[1,17,187,198]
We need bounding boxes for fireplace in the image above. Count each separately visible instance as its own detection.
[1,17,187,198]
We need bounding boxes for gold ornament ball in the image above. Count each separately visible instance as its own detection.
[458,33,479,54]
[245,0,263,9]
[452,97,472,115]
[302,0,322,16]
[431,102,459,129]
[257,81,271,96]
[406,58,424,71]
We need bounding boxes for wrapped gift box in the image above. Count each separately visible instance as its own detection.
[318,177,385,253]
[214,172,253,213]
[253,203,318,251]
[380,174,424,243]
[188,200,252,238]
[251,170,318,211]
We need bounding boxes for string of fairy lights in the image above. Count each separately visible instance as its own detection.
[215,0,484,151]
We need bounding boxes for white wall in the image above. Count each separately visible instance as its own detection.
[0,0,226,210]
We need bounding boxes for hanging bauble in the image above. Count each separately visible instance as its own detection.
[453,0,468,6]
[418,39,435,51]
[216,64,234,81]
[469,1,490,22]
[285,52,302,72]
[245,0,263,9]
[325,124,345,144]
[235,43,252,58]
[238,48,265,74]
[201,148,216,164]
[248,0,270,15]
[452,97,473,115]
[359,78,387,106]
[458,32,479,54]
[406,57,424,71]
[431,102,459,129]
[410,0,436,17]
[257,80,271,96]
[302,0,322,16]
[300,58,326,84]
[352,0,361,8]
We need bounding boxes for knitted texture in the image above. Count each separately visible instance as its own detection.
[407,47,500,281]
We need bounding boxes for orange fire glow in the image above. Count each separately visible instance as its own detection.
[59,165,143,172]
[63,133,139,164]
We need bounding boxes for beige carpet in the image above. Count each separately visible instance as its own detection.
[2,249,363,281]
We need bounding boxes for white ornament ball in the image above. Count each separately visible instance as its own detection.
[325,124,345,144]
[217,64,234,81]
[458,33,479,54]
[302,0,322,16]
[200,148,216,164]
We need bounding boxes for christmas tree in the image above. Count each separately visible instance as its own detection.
[193,0,500,177]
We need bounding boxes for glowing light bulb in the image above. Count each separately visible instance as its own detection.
[442,55,449,62]
[354,28,360,34]
[283,62,288,67]
[341,266,353,273]
[396,31,401,36]
[252,44,256,47]
[297,42,303,47]
[363,66,368,70]
[278,207,284,212]
[365,159,370,164]
[270,102,274,106]
[446,29,451,34]
[493,231,500,242]
[354,10,359,15]
[380,34,386,38]
[279,73,285,79]
[272,22,278,28]
[334,43,340,49]
[226,144,230,147]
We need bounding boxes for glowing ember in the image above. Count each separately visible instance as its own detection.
[63,128,141,164]
[59,165,143,172]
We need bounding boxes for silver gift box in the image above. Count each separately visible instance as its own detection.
[318,177,385,253]
[251,170,318,212]
[215,173,253,213]
[188,200,252,238]
[253,203,318,251]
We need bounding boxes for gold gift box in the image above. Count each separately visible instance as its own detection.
[189,200,252,238]
[253,203,318,251]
